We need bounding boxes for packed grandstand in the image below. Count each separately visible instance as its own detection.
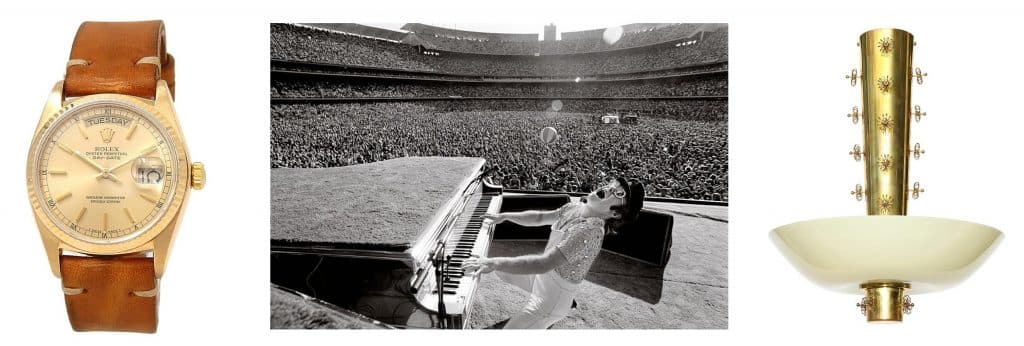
[270,23,728,201]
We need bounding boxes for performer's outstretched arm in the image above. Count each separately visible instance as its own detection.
[484,209,559,227]
[464,248,568,275]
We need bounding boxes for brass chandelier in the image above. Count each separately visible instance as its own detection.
[770,28,1003,323]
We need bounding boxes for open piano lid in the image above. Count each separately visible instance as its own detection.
[271,157,486,263]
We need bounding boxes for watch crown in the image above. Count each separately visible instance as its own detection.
[191,162,205,190]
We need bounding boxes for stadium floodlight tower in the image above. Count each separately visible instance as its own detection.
[769,28,1002,323]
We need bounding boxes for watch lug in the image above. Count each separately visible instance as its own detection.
[155,80,182,126]
[152,218,175,279]
[152,188,190,278]
[154,80,189,156]
[34,81,65,134]
[155,79,174,105]
[35,216,62,278]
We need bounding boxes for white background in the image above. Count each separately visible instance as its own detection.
[0,5,272,343]
[2,1,1024,345]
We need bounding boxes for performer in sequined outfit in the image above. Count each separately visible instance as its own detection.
[465,177,645,329]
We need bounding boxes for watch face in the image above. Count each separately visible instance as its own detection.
[32,100,179,244]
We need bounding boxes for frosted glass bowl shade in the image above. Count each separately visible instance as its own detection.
[770,216,1002,294]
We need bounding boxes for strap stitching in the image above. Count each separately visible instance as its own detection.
[66,59,90,68]
[62,286,85,295]
[135,56,162,80]
[130,287,158,298]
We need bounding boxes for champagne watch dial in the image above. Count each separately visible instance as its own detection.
[33,100,179,243]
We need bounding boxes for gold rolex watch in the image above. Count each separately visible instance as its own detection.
[26,20,203,333]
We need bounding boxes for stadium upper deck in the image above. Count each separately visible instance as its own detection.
[272,23,727,78]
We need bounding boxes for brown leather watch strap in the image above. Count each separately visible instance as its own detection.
[64,20,175,99]
[57,20,171,333]
[60,255,158,333]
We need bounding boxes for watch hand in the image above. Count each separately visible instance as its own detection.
[94,144,157,183]
[106,144,158,173]
[58,142,106,173]
[95,172,122,184]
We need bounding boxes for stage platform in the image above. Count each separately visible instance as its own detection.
[271,285,391,329]
[271,158,727,329]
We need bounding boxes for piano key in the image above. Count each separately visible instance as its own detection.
[417,180,503,325]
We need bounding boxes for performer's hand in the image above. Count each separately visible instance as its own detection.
[463,255,496,275]
[483,213,507,224]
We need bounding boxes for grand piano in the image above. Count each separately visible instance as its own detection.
[271,157,502,329]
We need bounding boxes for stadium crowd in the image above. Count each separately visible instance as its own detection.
[270,23,728,201]
[271,102,727,201]
[409,33,538,56]
[270,75,728,99]
[271,60,727,82]
[407,99,728,121]
[270,23,436,72]
[271,23,728,77]
[408,23,725,56]
[274,98,725,122]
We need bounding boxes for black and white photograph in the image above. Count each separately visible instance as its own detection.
[269,22,728,329]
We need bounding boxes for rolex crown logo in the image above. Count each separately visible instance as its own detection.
[100,128,115,143]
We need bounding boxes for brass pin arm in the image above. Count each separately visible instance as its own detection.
[847,106,860,124]
[849,144,863,162]
[910,143,926,160]
[909,182,925,200]
[913,67,928,85]
[845,69,859,87]
[914,105,927,122]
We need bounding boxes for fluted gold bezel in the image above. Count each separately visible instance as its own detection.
[27,82,191,256]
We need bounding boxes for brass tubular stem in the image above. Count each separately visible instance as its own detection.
[860,282,911,323]
[859,28,914,215]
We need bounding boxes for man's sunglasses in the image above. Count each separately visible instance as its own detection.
[595,183,627,200]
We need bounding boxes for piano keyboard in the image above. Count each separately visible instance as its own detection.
[416,184,502,327]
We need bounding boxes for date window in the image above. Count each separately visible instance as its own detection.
[132,157,165,184]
